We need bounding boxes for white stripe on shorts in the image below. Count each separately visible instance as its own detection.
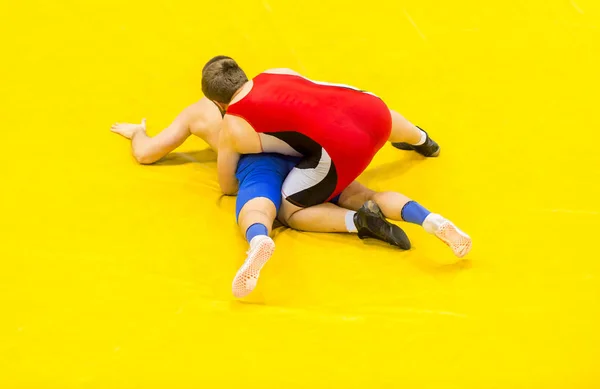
[281,148,332,197]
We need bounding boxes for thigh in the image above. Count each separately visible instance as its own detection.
[388,109,420,144]
[235,154,298,222]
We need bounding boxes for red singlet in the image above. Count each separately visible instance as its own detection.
[226,72,392,207]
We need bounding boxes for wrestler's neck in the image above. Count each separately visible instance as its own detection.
[215,80,253,112]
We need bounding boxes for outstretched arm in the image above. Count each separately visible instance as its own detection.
[111,112,191,164]
[217,118,241,195]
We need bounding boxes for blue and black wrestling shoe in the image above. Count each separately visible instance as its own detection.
[353,201,411,250]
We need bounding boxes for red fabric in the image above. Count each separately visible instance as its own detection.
[226,73,392,199]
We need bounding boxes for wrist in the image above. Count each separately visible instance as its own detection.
[132,126,146,139]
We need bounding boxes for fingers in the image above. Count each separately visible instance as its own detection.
[110,121,144,128]
[110,120,145,134]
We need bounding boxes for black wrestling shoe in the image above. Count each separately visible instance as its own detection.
[392,127,440,157]
[353,201,411,250]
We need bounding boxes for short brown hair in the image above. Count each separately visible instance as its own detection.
[201,56,248,103]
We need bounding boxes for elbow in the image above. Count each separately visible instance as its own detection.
[135,153,154,165]
[220,181,239,196]
[221,186,238,196]
[133,149,157,165]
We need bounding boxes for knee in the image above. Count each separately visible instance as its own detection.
[244,208,272,221]
[338,186,376,210]
[361,188,378,202]
[370,191,387,203]
[238,197,277,227]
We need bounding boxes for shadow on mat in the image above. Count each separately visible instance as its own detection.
[153,149,217,166]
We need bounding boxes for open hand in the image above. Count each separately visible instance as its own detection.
[111,118,146,139]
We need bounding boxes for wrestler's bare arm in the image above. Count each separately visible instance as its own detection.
[216,118,241,195]
[217,115,262,195]
[111,98,221,164]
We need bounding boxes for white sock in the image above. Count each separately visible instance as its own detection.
[345,211,357,233]
[249,234,270,249]
[422,213,445,234]
[413,128,427,146]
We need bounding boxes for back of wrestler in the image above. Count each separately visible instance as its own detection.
[225,68,392,206]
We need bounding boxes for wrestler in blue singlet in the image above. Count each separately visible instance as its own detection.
[235,154,340,222]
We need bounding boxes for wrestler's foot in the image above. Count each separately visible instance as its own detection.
[423,214,472,258]
[354,201,411,250]
[392,127,440,157]
[232,235,275,298]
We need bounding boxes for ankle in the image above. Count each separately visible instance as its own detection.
[346,211,358,233]
[413,127,427,145]
[422,213,446,234]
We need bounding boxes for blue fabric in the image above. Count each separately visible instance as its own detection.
[400,201,431,225]
[235,153,301,222]
[245,223,269,243]
[329,194,341,205]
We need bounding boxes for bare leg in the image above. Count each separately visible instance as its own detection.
[278,198,410,249]
[388,110,423,144]
[337,182,411,221]
[237,197,277,237]
[281,202,351,233]
[388,109,440,157]
[337,182,472,258]
[232,197,278,299]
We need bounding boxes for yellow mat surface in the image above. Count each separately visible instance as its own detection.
[1,0,599,387]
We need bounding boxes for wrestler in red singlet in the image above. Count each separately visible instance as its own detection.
[226,72,392,208]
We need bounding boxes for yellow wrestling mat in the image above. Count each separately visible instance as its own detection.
[1,0,599,387]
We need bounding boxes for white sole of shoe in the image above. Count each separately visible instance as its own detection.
[436,222,472,258]
[231,237,275,298]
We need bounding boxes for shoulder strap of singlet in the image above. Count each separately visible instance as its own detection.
[210,100,226,118]
[224,77,266,117]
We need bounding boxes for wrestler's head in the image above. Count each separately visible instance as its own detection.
[201,55,248,108]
